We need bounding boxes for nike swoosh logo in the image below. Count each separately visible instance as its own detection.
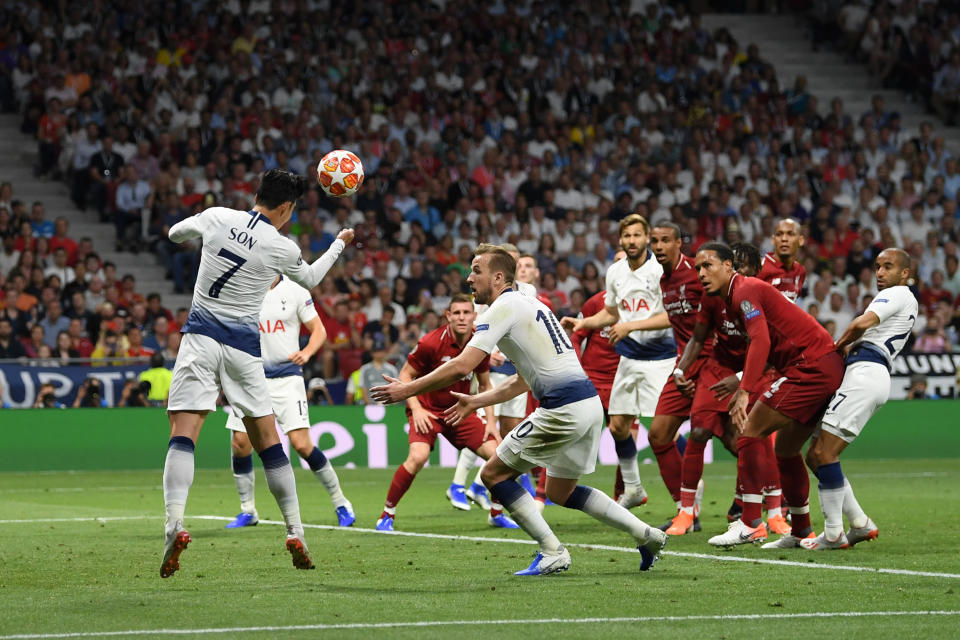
[739,531,756,541]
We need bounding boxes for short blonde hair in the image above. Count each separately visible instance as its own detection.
[474,243,516,284]
[618,213,651,237]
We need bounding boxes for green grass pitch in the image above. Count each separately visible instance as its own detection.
[1,459,958,639]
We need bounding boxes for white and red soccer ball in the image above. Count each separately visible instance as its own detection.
[317,149,364,198]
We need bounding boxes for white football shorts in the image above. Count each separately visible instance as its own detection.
[167,333,273,417]
[607,355,674,418]
[819,361,890,443]
[490,371,528,419]
[496,395,604,479]
[225,375,310,434]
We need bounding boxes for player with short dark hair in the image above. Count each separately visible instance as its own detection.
[561,215,675,512]
[695,242,844,548]
[160,168,354,577]
[802,249,916,550]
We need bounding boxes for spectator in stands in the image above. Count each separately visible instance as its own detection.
[114,165,153,252]
[38,299,69,348]
[0,316,26,359]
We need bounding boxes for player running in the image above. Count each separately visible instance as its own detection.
[375,294,518,531]
[694,243,844,549]
[561,214,675,512]
[447,245,538,511]
[223,274,355,530]
[758,218,806,302]
[802,248,917,550]
[160,169,353,577]
[373,245,667,575]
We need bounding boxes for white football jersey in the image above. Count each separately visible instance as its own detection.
[603,251,676,360]
[258,276,318,378]
[168,206,343,356]
[858,285,918,364]
[468,290,596,408]
[476,280,537,376]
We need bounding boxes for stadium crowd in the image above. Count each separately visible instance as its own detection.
[0,0,959,407]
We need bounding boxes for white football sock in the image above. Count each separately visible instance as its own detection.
[842,478,869,529]
[453,448,478,486]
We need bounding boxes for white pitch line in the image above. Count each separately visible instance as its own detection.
[3,514,960,580]
[193,515,960,580]
[0,516,156,524]
[2,610,959,639]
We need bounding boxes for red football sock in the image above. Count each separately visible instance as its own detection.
[777,454,812,536]
[736,436,766,526]
[535,469,547,503]
[680,439,707,509]
[385,465,416,509]
[651,441,682,502]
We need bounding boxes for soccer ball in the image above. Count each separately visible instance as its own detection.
[317,149,364,198]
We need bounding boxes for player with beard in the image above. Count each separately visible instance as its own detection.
[802,249,916,550]
[447,245,539,512]
[561,215,675,512]
[372,245,667,575]
[667,243,790,537]
[694,243,844,548]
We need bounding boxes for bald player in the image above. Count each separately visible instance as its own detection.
[758,218,805,302]
[802,249,917,550]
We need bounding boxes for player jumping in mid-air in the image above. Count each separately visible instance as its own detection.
[160,169,353,577]
[376,294,518,531]
[447,244,538,511]
[373,245,667,575]
[224,274,355,530]
[561,214,675,512]
[695,243,844,549]
[802,248,917,550]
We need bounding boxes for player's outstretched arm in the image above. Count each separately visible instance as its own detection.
[561,304,618,333]
[370,347,488,405]
[168,214,205,243]
[282,229,355,290]
[443,375,531,427]
[834,311,880,353]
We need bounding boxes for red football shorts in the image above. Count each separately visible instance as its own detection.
[690,360,737,437]
[594,383,612,412]
[406,409,492,452]
[755,351,845,426]
[654,357,707,417]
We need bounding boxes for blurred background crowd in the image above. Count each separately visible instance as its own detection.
[0,0,958,407]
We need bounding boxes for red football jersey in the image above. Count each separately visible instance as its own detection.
[697,294,747,372]
[406,325,491,412]
[726,274,835,393]
[661,254,713,357]
[758,253,806,302]
[572,291,620,388]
